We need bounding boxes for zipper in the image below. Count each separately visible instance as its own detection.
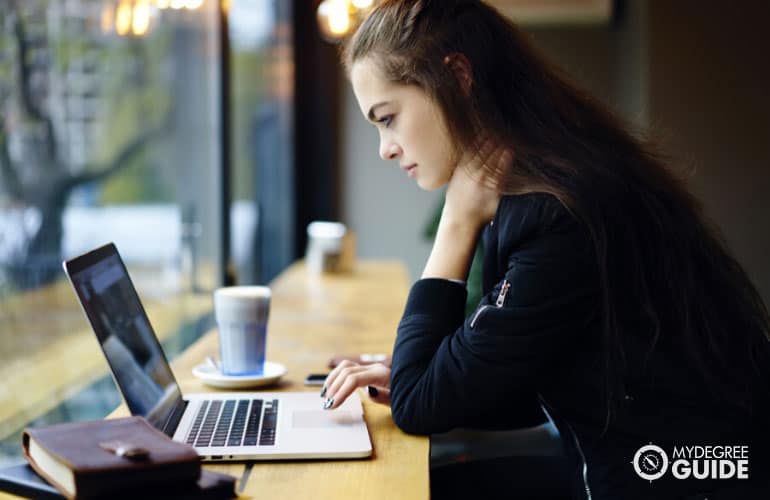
[495,280,511,306]
[539,400,593,500]
[470,280,511,328]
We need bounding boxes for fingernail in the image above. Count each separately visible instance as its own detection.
[320,386,327,398]
[368,386,379,397]
[323,398,334,410]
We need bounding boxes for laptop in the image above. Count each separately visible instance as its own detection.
[63,243,372,461]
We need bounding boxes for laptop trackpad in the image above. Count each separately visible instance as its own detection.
[292,410,356,428]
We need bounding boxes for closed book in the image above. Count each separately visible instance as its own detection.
[0,464,237,500]
[22,416,201,499]
[0,463,62,499]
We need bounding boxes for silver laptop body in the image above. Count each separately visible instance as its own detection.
[63,243,372,461]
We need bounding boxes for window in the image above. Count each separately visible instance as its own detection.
[0,0,225,465]
[229,0,294,285]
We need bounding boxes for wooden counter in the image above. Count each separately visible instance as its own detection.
[122,260,427,499]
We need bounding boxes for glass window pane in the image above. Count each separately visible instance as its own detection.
[0,0,222,465]
[229,0,294,285]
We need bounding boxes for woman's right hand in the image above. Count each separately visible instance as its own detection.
[321,360,391,410]
[443,137,511,229]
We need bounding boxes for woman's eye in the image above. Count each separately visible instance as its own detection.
[377,115,393,128]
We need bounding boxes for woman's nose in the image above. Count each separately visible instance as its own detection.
[379,139,401,161]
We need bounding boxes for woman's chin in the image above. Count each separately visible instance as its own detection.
[416,177,447,191]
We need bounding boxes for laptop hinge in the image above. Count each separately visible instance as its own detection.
[161,399,188,437]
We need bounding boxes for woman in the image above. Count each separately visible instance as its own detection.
[322,1,770,498]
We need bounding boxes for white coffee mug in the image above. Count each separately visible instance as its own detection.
[213,286,271,375]
[306,221,355,274]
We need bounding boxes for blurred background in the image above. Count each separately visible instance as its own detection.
[0,0,768,466]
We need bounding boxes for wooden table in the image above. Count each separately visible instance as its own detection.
[126,260,427,499]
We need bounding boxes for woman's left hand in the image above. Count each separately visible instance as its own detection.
[321,360,391,410]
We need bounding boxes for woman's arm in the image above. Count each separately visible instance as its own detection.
[390,198,598,435]
[322,145,507,410]
[422,145,506,281]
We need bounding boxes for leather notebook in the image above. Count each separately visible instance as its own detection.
[22,416,201,499]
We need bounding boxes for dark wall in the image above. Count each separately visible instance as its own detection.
[648,0,770,304]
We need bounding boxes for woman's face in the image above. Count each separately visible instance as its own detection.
[350,58,456,191]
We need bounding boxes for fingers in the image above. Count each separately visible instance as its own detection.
[475,135,497,164]
[470,140,513,185]
[464,132,512,171]
[322,359,357,395]
[321,361,391,410]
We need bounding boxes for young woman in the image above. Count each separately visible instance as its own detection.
[321,1,770,498]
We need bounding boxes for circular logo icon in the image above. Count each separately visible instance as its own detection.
[633,444,669,481]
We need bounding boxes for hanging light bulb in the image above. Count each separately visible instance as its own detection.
[317,0,350,42]
[317,0,378,43]
[115,0,132,36]
[328,7,350,34]
[132,0,151,36]
[101,3,115,33]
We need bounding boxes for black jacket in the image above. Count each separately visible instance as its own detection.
[390,193,770,499]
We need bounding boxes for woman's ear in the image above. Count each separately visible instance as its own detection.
[443,53,473,96]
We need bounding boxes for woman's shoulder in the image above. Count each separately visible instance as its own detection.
[495,191,581,244]
[486,192,596,287]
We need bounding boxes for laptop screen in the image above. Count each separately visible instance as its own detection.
[64,243,183,431]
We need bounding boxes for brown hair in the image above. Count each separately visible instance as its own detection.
[343,0,770,424]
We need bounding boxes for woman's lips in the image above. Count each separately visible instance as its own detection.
[402,164,417,178]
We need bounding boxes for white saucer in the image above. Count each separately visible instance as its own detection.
[192,361,288,389]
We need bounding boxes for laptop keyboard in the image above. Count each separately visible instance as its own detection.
[186,399,278,448]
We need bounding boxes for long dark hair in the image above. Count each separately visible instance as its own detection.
[344,0,770,423]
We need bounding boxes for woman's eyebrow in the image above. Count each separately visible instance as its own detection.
[367,102,389,122]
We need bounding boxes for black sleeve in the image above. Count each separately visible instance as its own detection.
[389,217,598,435]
